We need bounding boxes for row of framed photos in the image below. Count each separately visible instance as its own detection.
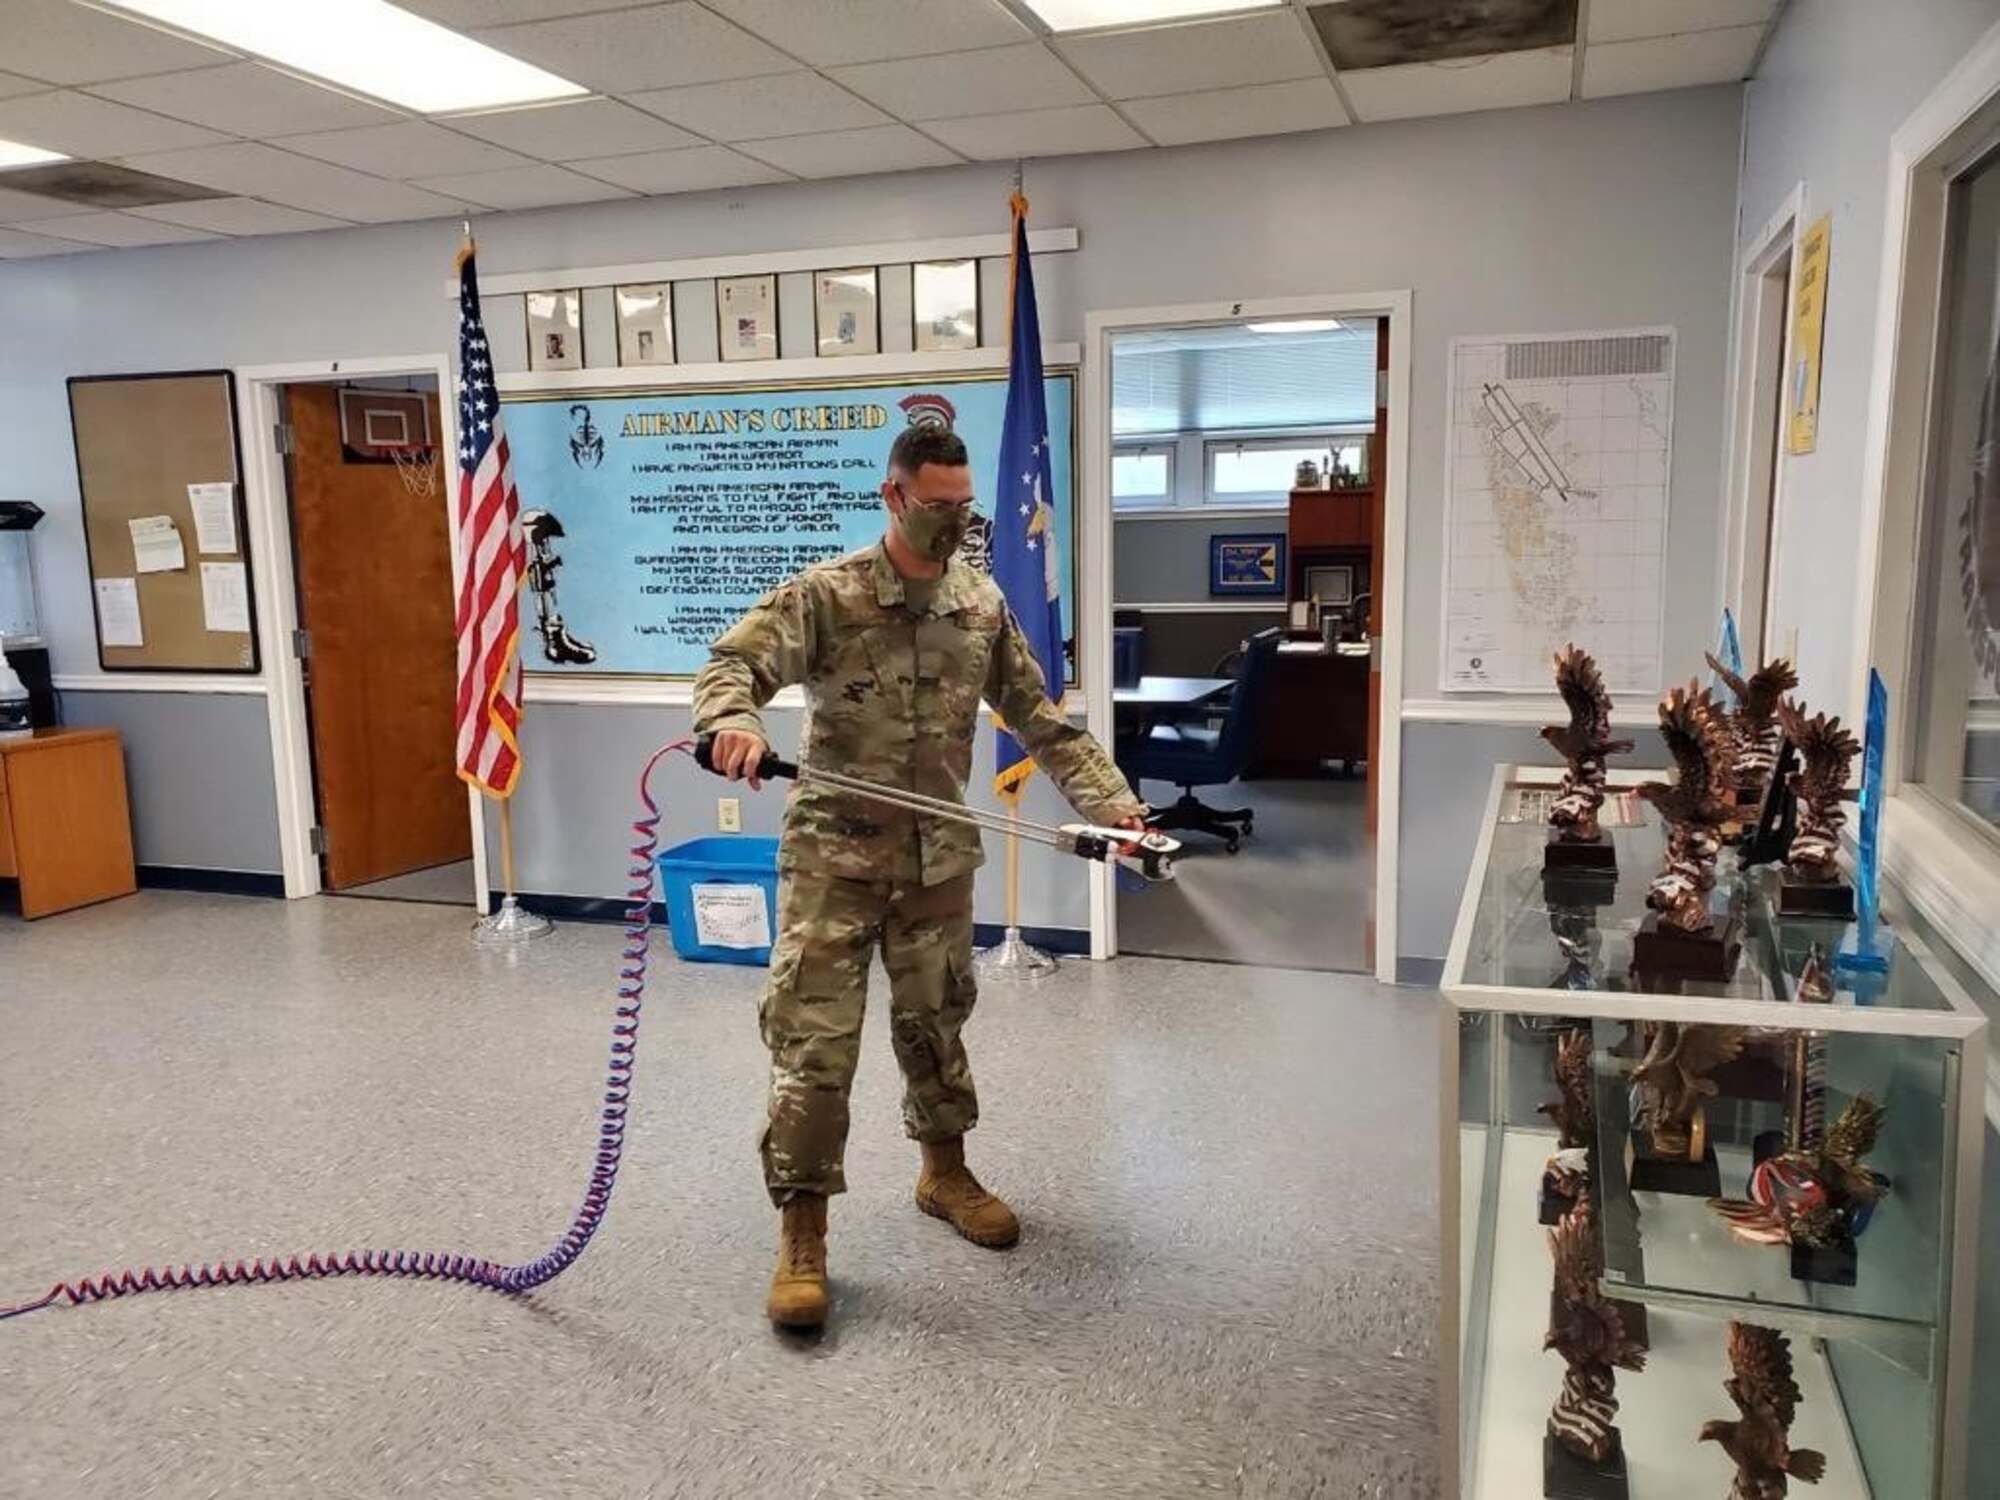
[524,259,980,372]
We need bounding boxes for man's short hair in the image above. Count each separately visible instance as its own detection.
[889,424,968,479]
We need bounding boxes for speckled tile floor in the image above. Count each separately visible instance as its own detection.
[0,892,1439,1499]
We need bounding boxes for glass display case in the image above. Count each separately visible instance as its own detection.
[1443,765,1988,1500]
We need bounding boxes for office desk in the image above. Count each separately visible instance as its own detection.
[1113,676,1234,710]
[1253,643,1370,774]
[0,727,137,918]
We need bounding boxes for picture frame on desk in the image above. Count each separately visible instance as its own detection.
[1209,533,1286,598]
[1305,563,1354,607]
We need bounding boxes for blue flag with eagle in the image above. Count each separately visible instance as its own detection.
[991,192,1063,802]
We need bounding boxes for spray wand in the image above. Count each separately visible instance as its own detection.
[691,736,1180,883]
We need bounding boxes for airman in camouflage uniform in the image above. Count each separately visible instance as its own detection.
[692,424,1143,1328]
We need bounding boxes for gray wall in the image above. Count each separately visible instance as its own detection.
[0,85,1745,955]
[1739,0,2000,716]
[1740,5,2000,1492]
[60,688,280,873]
[1114,515,1283,605]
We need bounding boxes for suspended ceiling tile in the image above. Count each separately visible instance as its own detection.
[471,3,795,94]
[923,104,1147,161]
[566,144,793,194]
[627,73,892,142]
[396,0,637,24]
[0,224,98,255]
[0,183,79,222]
[278,121,537,180]
[0,71,48,100]
[0,90,230,159]
[1057,10,1323,101]
[11,210,217,246]
[119,142,473,222]
[1310,0,1576,68]
[1340,47,1573,123]
[737,124,961,179]
[128,197,353,234]
[701,0,1033,66]
[444,98,699,159]
[414,162,636,210]
[1582,25,1765,97]
[92,62,403,138]
[830,44,1096,122]
[1586,0,1778,44]
[1121,78,1347,146]
[0,0,233,86]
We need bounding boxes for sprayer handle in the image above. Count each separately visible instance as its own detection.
[693,734,798,782]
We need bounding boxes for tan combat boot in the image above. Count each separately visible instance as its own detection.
[767,1193,829,1328]
[915,1136,1020,1248]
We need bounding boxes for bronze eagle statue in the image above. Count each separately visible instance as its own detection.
[1637,684,1734,930]
[1698,1322,1827,1498]
[1542,646,1635,842]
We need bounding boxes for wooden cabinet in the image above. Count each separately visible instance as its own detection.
[1288,487,1374,550]
[1252,644,1371,775]
[0,727,137,919]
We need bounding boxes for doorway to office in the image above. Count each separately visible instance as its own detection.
[1723,187,1803,661]
[278,376,473,905]
[1095,309,1396,974]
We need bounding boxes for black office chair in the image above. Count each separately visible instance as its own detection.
[1117,631,1278,853]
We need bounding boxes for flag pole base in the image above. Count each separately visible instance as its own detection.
[472,894,553,948]
[975,925,1057,981]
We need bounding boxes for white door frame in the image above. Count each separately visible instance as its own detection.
[1718,183,1805,660]
[1080,291,1413,982]
[236,354,489,909]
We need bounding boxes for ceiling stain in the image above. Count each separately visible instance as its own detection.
[1308,0,1580,70]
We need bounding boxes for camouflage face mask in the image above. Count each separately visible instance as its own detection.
[896,498,973,563]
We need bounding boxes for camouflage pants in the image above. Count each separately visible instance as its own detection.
[758,870,979,1204]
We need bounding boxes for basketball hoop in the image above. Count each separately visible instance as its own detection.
[384,443,439,497]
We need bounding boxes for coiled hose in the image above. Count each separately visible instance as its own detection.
[0,739,694,1321]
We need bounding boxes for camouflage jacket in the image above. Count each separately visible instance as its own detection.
[692,541,1142,886]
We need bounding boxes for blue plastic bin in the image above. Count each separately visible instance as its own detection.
[656,836,781,966]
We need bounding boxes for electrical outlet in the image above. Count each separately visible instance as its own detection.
[718,797,741,833]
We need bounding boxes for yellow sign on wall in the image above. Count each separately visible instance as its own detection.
[1788,214,1832,454]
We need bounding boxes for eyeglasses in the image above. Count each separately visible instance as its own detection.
[892,482,976,513]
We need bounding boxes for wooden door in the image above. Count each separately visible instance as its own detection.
[285,384,470,890]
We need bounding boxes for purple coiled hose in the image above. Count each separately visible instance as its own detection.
[0,739,694,1321]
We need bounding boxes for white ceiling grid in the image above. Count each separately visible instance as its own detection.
[0,0,1783,257]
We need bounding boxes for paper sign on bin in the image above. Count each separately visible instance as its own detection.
[692,884,771,950]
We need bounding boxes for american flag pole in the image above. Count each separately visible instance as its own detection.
[453,227,550,944]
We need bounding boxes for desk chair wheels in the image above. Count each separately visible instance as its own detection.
[1149,791,1253,853]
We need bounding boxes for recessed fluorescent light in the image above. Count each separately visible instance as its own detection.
[0,139,68,171]
[1020,0,1282,31]
[92,0,587,114]
[1247,318,1345,334]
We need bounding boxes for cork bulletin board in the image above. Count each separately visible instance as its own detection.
[67,370,258,673]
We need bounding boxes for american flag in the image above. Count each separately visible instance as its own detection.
[452,241,526,797]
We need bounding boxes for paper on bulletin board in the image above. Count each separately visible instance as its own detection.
[1788,214,1831,454]
[200,560,250,633]
[691,884,771,949]
[129,515,186,574]
[187,482,238,554]
[95,577,144,646]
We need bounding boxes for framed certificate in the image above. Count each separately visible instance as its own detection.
[717,274,778,362]
[815,267,879,357]
[615,283,674,367]
[913,258,979,351]
[525,288,582,372]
